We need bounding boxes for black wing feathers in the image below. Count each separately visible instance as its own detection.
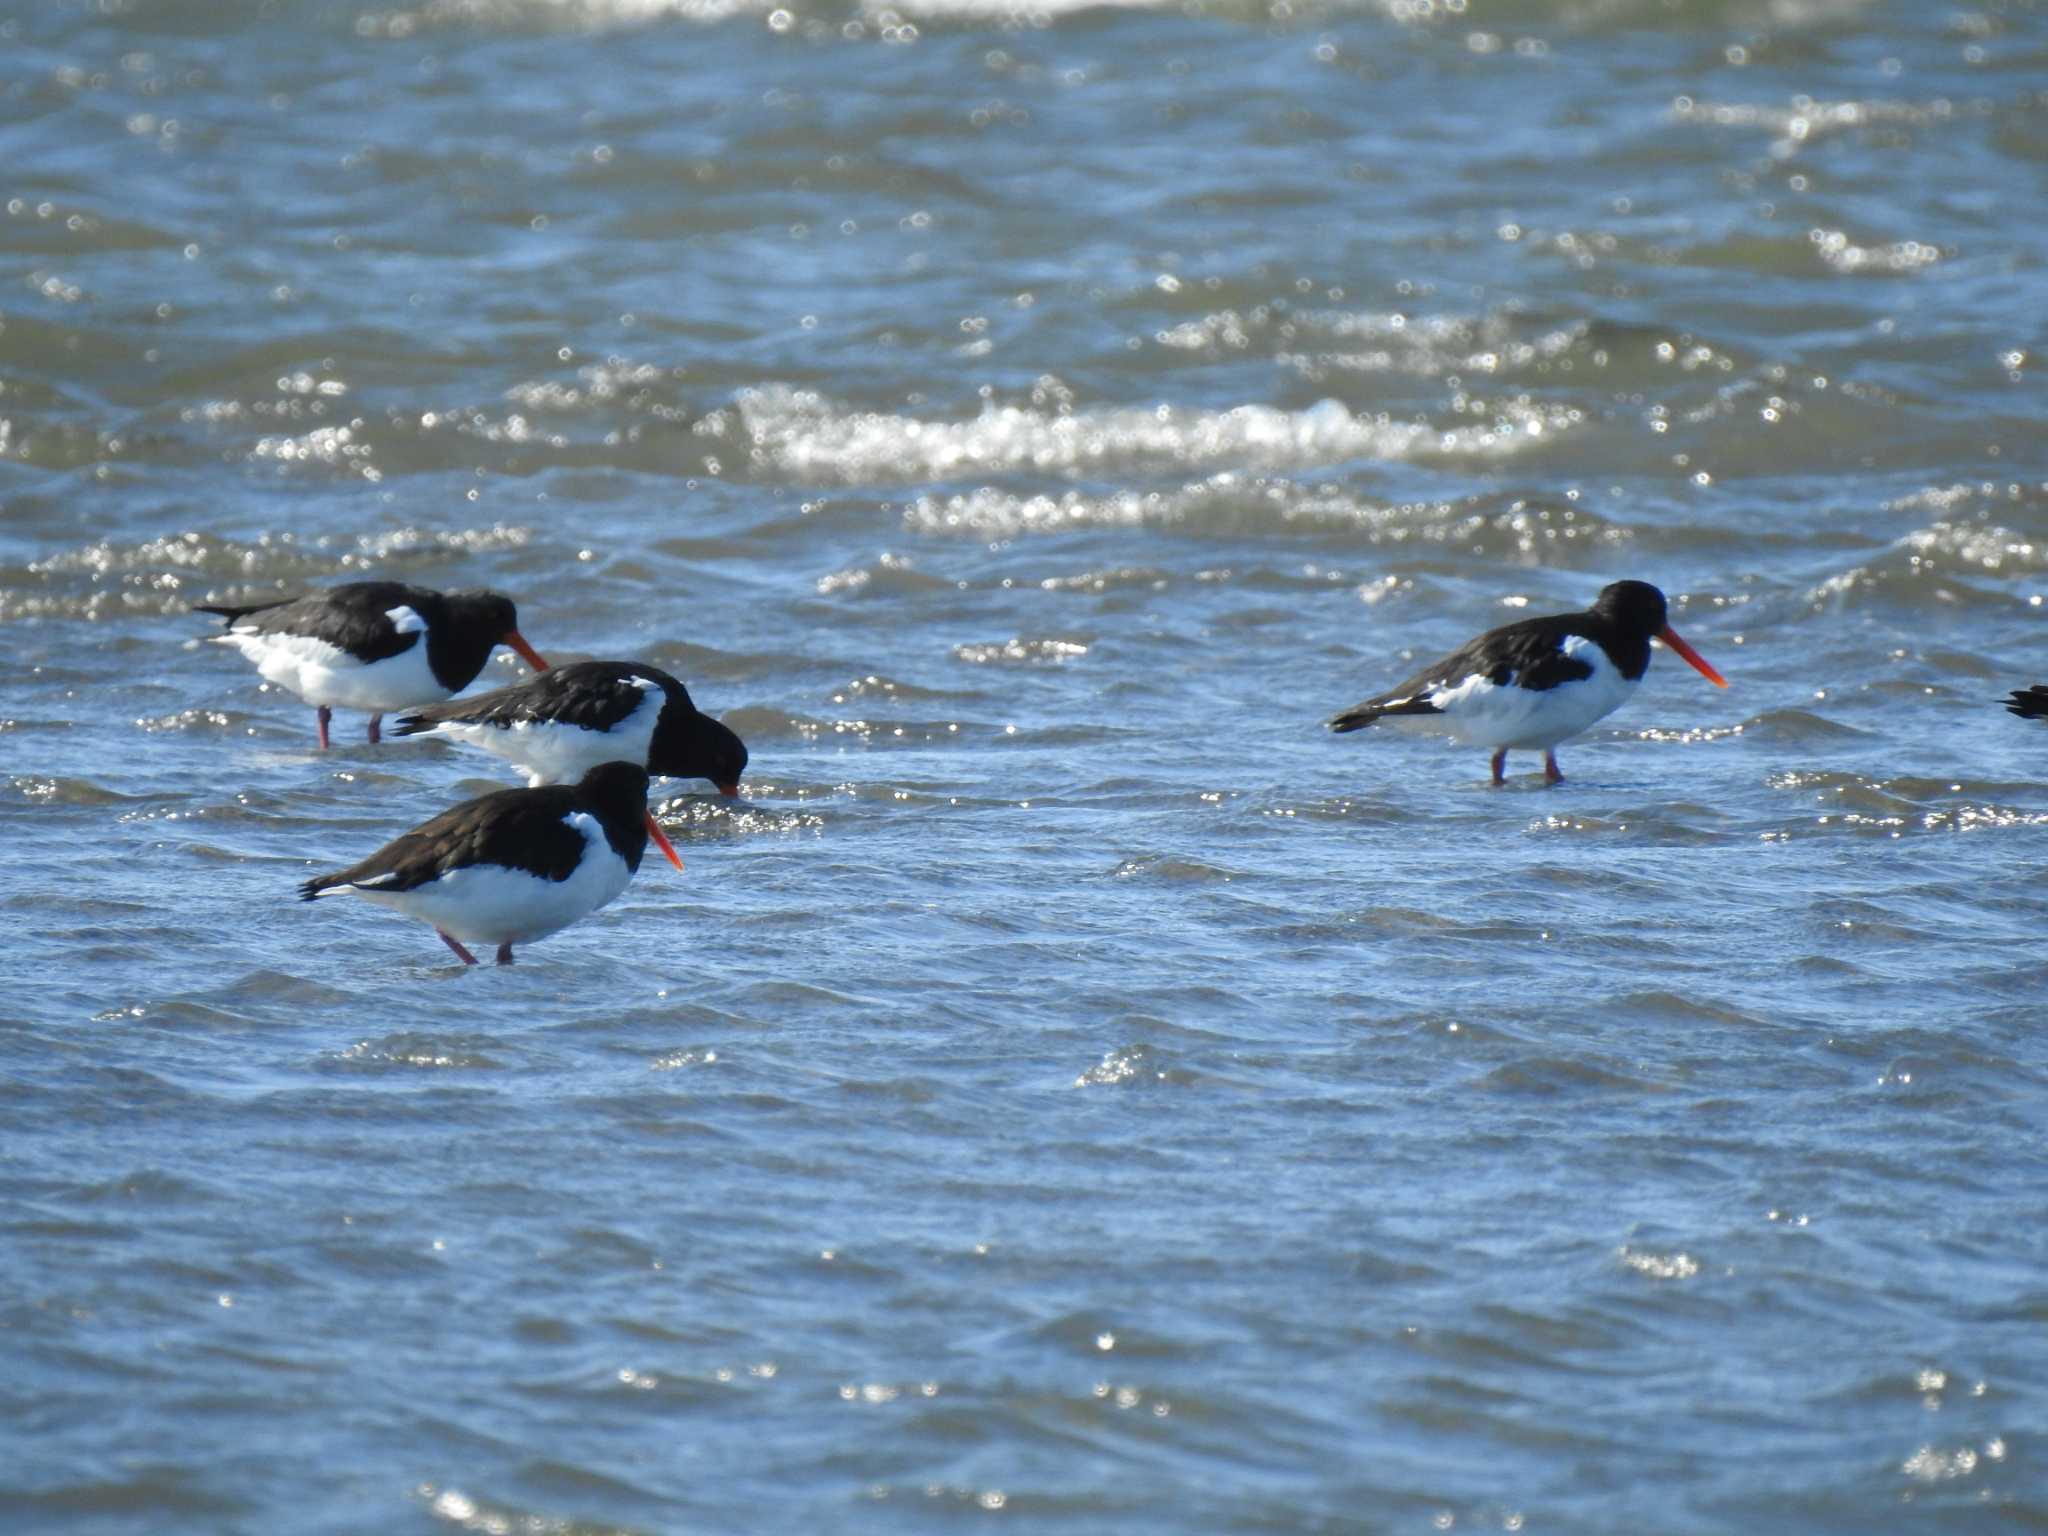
[1328,694,1442,733]
[2005,686,2048,721]
[197,581,431,665]
[394,661,681,737]
[1326,613,1596,732]
[192,597,294,624]
[298,786,589,899]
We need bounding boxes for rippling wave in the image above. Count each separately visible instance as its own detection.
[6,0,2047,1531]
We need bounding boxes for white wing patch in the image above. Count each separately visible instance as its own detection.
[384,604,428,635]
[1420,634,1637,750]
[415,685,664,787]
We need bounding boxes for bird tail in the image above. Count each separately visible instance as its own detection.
[2005,686,2048,721]
[1327,697,1440,734]
[193,598,289,625]
[390,695,477,736]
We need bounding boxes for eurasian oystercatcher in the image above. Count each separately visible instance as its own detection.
[195,581,550,748]
[298,760,651,965]
[388,660,747,874]
[1326,579,1728,784]
[2003,686,2048,721]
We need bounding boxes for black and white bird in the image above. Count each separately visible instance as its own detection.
[195,580,550,748]
[1326,579,1728,784]
[389,660,748,873]
[2003,686,2048,722]
[299,760,651,965]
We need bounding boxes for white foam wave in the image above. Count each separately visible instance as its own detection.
[1279,310,1591,380]
[24,526,533,581]
[1807,227,1942,276]
[718,386,1575,487]
[360,0,1879,31]
[953,637,1089,665]
[1884,481,2048,518]
[1672,93,1962,153]
[250,424,381,480]
[1804,520,2048,607]
[1891,521,2047,574]
[357,0,775,35]
[905,472,1625,552]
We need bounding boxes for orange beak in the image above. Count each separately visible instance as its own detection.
[644,809,684,872]
[1658,625,1727,688]
[716,781,741,799]
[502,630,549,673]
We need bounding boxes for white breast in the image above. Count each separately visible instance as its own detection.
[1424,634,1638,750]
[216,621,445,712]
[419,681,663,787]
[345,811,634,947]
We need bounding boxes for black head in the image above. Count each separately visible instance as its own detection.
[706,723,748,797]
[571,760,654,872]
[650,706,749,796]
[576,759,653,809]
[441,589,520,639]
[427,589,547,688]
[1590,580,1670,639]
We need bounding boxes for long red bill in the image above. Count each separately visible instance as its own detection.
[1658,625,1727,688]
[644,809,684,871]
[502,630,550,672]
[716,782,741,799]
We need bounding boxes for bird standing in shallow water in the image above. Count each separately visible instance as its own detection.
[195,580,549,748]
[298,761,652,966]
[1326,579,1728,785]
[389,660,747,875]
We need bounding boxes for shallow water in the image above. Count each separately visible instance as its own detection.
[4,0,2048,1529]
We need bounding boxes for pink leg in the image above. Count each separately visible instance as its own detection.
[1490,748,1508,786]
[437,930,478,965]
[367,713,382,745]
[317,705,332,751]
[494,944,515,966]
[1544,751,1564,784]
